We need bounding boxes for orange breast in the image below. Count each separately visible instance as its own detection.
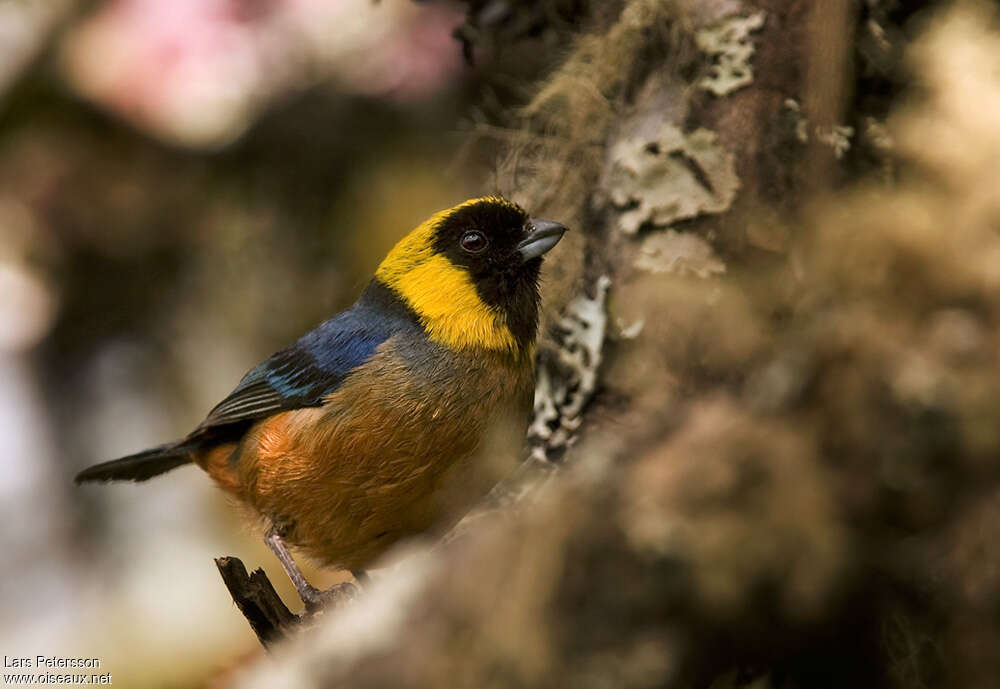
[197,337,534,570]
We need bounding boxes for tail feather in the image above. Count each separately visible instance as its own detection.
[74,442,194,484]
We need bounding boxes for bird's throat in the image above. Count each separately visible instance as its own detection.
[374,262,519,354]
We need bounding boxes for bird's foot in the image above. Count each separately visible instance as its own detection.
[264,527,358,613]
[298,581,359,613]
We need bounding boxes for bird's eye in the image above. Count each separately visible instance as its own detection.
[460,231,488,254]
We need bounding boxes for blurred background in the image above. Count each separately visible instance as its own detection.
[12,2,1000,689]
[0,0,565,685]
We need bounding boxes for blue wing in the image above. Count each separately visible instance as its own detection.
[193,281,418,434]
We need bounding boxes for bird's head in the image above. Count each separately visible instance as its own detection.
[375,196,566,357]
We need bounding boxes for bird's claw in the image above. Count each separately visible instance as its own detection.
[299,581,359,614]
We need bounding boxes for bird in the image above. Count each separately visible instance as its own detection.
[75,196,566,608]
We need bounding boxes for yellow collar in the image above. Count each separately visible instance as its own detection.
[375,202,520,354]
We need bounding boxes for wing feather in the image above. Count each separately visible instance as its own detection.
[189,280,420,440]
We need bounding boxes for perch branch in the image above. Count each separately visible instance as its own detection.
[215,556,298,648]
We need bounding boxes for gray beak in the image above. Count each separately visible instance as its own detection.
[517,219,567,262]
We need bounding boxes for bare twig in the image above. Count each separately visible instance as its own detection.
[215,557,298,648]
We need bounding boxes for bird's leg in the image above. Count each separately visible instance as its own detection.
[263,528,329,611]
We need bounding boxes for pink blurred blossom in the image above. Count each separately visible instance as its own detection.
[62,0,464,147]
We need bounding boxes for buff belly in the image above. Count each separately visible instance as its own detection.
[196,338,533,570]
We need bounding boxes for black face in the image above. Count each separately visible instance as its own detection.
[432,198,543,346]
